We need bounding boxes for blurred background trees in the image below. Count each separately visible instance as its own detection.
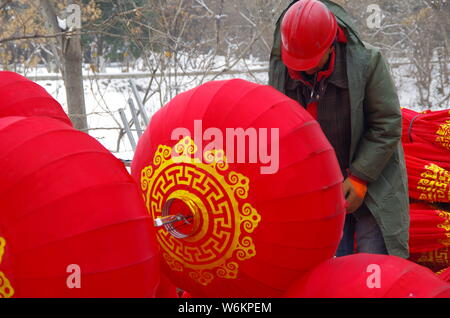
[0,0,448,112]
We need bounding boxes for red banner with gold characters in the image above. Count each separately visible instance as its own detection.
[405,154,450,203]
[132,79,346,298]
[0,116,160,297]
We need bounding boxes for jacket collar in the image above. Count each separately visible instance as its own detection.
[327,41,348,89]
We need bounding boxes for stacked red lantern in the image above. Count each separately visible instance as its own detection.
[285,254,450,298]
[437,267,450,283]
[132,79,346,297]
[0,116,160,297]
[0,71,71,125]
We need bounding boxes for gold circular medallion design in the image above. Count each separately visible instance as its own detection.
[141,137,261,286]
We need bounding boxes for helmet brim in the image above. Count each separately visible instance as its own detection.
[281,45,327,72]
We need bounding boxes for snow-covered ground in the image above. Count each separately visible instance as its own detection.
[31,56,268,161]
[27,56,449,162]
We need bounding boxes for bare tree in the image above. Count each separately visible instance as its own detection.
[40,0,88,131]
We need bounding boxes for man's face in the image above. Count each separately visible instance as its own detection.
[304,47,333,75]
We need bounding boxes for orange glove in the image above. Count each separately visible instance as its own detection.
[343,174,368,214]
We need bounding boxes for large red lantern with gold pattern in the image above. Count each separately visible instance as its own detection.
[131,79,346,297]
[285,254,450,298]
[0,71,71,126]
[0,116,159,297]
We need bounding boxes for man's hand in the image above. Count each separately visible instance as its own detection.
[343,176,368,214]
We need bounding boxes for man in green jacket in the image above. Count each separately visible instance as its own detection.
[269,0,410,258]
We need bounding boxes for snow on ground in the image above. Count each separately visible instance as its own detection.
[28,55,449,162]
[32,56,269,162]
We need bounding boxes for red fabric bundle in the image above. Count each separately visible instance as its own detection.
[409,247,450,273]
[405,154,450,203]
[409,202,450,254]
[403,141,450,164]
[402,108,450,151]
[402,108,419,144]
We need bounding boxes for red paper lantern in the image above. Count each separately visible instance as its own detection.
[181,290,193,298]
[0,71,71,126]
[0,116,159,297]
[131,79,346,297]
[437,267,450,283]
[409,202,450,254]
[155,273,179,298]
[285,254,450,298]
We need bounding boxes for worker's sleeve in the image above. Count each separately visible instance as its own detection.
[349,48,402,183]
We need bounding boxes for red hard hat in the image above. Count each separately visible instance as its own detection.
[281,0,338,71]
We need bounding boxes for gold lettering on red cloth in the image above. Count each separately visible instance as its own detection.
[436,120,450,151]
[417,164,450,202]
[437,210,450,246]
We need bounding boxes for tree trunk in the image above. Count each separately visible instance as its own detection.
[40,0,88,131]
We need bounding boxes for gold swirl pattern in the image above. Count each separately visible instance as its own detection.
[188,270,215,287]
[0,237,14,298]
[216,262,239,280]
[241,203,261,234]
[141,136,261,286]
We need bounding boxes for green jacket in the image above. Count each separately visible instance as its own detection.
[269,0,410,258]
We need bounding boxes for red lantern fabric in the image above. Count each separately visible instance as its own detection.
[409,202,450,253]
[405,154,450,203]
[402,108,450,151]
[155,273,179,298]
[181,290,193,298]
[409,247,450,273]
[0,71,71,126]
[131,79,346,298]
[285,254,450,298]
[0,116,159,297]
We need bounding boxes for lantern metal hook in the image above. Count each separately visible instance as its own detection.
[154,214,191,228]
